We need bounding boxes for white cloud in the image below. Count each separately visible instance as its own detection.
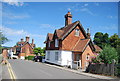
[67,8,71,11]
[84,3,88,7]
[107,15,117,19]
[81,3,88,7]
[6,21,18,25]
[98,24,117,30]
[3,12,30,19]
[0,26,44,38]
[0,26,27,36]
[2,0,24,6]
[80,8,95,16]
[39,24,56,29]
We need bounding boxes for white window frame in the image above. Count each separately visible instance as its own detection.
[75,29,80,36]
[48,41,50,47]
[55,52,59,61]
[47,52,50,60]
[55,39,59,47]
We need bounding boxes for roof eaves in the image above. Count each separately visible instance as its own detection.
[82,39,90,52]
[61,21,79,40]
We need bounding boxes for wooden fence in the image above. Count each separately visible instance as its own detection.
[86,61,120,76]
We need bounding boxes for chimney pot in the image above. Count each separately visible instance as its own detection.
[87,28,90,38]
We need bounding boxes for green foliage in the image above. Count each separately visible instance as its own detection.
[33,47,45,56]
[25,56,34,60]
[0,32,9,45]
[109,34,120,48]
[91,57,100,63]
[0,32,9,53]
[93,32,109,48]
[98,45,118,64]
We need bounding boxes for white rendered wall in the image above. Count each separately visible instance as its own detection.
[45,50,72,66]
[61,51,72,66]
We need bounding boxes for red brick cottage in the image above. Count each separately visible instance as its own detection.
[12,36,35,59]
[45,12,101,69]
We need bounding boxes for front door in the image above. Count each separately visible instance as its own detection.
[75,54,81,69]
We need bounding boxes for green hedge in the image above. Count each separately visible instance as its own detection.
[25,56,34,60]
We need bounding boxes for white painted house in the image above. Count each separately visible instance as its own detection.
[44,12,101,69]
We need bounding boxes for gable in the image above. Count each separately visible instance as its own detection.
[51,21,88,41]
[22,42,33,49]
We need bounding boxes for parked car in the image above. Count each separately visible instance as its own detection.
[12,55,18,59]
[33,56,42,62]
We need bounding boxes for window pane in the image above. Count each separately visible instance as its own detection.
[47,52,50,60]
[55,52,58,60]
[75,29,80,36]
[55,39,59,47]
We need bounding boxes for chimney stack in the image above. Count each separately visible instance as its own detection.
[87,28,90,38]
[26,36,29,42]
[21,38,24,42]
[32,39,34,44]
[65,11,72,26]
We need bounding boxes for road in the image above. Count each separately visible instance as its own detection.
[7,59,100,79]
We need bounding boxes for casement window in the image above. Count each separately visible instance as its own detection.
[55,39,59,47]
[86,54,90,60]
[48,41,50,47]
[75,29,80,36]
[55,52,59,61]
[47,52,50,60]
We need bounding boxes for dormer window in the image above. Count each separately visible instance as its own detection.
[55,39,58,47]
[48,41,50,47]
[75,29,80,36]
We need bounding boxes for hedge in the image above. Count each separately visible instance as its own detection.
[25,56,34,60]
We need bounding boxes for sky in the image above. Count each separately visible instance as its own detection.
[1,2,118,48]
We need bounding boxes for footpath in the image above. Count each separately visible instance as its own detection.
[42,62,119,80]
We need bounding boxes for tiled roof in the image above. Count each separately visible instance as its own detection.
[47,21,87,41]
[56,21,78,39]
[94,45,102,52]
[72,39,90,52]
[48,33,54,41]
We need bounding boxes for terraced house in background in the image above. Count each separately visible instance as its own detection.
[12,36,36,59]
[45,12,101,70]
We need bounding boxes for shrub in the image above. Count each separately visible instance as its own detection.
[25,56,34,60]
[98,45,118,64]
[27,56,34,60]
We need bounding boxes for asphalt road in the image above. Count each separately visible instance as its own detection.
[8,59,99,79]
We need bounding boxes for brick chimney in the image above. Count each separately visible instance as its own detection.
[87,28,90,38]
[21,38,24,42]
[65,11,72,26]
[26,36,29,42]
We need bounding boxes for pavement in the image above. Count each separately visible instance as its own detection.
[44,62,119,80]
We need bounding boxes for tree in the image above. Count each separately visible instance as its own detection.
[109,34,120,48]
[33,47,45,56]
[0,32,8,46]
[93,32,109,48]
[98,45,118,64]
[0,32,9,53]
